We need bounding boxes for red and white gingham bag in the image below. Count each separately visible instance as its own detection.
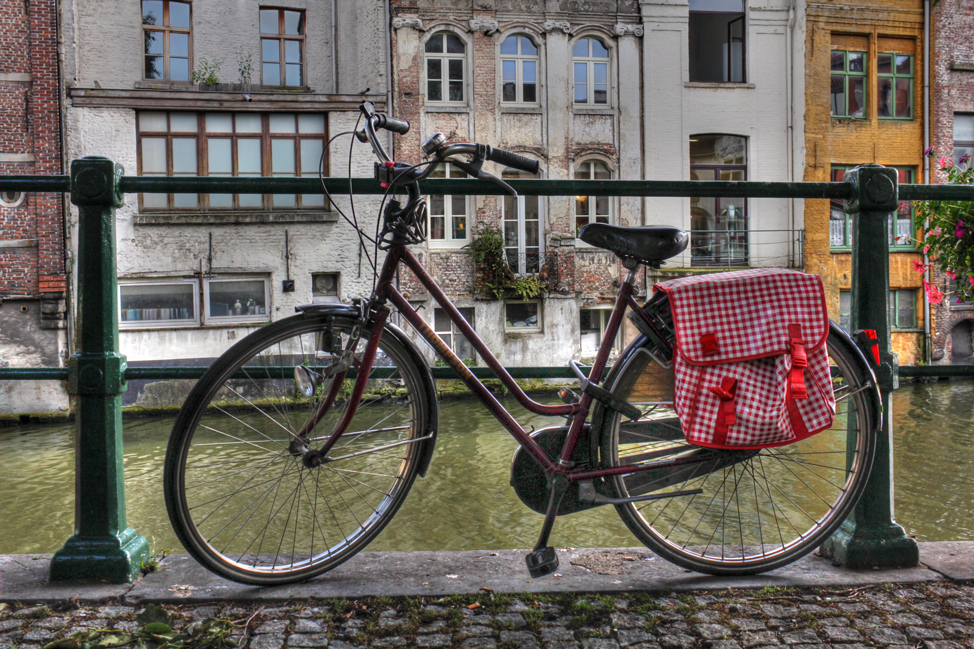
[654,268,835,449]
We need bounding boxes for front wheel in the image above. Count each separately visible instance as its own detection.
[164,314,433,585]
[594,323,879,575]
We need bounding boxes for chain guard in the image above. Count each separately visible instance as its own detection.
[509,425,599,516]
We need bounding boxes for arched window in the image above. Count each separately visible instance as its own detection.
[574,160,612,235]
[500,35,539,104]
[425,32,466,104]
[572,37,609,105]
[502,166,543,274]
[689,134,747,266]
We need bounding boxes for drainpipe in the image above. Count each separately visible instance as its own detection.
[384,0,395,157]
[923,0,932,363]
[332,0,339,93]
[786,0,796,266]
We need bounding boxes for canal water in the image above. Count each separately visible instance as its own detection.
[2,381,973,555]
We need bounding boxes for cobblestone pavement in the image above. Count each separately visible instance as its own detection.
[4,581,974,649]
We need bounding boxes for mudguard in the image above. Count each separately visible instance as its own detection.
[295,303,440,477]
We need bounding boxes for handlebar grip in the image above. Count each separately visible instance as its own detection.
[375,114,410,135]
[485,146,540,175]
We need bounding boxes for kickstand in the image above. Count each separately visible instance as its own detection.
[525,473,569,578]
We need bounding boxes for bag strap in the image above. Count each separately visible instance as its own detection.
[786,323,810,438]
[707,376,738,447]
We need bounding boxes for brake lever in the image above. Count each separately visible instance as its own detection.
[477,170,517,196]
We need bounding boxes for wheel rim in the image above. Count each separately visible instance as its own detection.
[169,320,425,581]
[607,335,874,573]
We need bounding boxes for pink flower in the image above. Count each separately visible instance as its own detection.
[940,156,953,169]
[913,260,928,273]
[946,269,957,280]
[969,276,974,287]
[923,244,931,254]
[925,281,945,305]
[934,226,943,236]
[958,220,967,239]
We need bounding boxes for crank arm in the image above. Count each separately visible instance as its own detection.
[578,481,701,506]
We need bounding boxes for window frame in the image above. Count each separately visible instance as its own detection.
[500,34,540,106]
[426,163,470,248]
[501,165,545,275]
[0,191,26,208]
[119,278,200,329]
[877,53,914,120]
[953,113,974,166]
[580,306,616,357]
[572,36,610,107]
[830,166,915,252]
[688,0,746,84]
[142,0,192,82]
[689,134,749,267]
[424,31,468,106]
[574,159,613,241]
[888,288,918,330]
[203,276,272,325]
[432,306,477,363]
[136,111,329,212]
[831,50,867,119]
[505,300,543,333]
[259,7,306,88]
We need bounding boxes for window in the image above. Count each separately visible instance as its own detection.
[204,278,270,323]
[427,164,469,247]
[689,134,747,266]
[831,50,866,118]
[877,53,913,119]
[948,279,973,310]
[120,279,199,327]
[954,114,974,165]
[580,308,615,357]
[137,111,326,211]
[501,35,538,105]
[839,290,852,332]
[688,0,745,83]
[572,37,609,105]
[830,166,914,250]
[433,307,476,363]
[888,289,917,330]
[425,32,466,104]
[0,191,25,208]
[506,301,541,333]
[311,273,340,303]
[260,8,305,87]
[142,0,191,82]
[502,166,543,274]
[575,160,612,236]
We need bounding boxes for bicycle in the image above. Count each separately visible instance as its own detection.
[164,102,882,586]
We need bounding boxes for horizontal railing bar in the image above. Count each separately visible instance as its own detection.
[0,176,71,192]
[0,368,70,380]
[899,365,974,377]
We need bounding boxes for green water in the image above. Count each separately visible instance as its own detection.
[1,381,972,555]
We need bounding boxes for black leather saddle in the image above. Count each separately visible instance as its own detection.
[578,223,689,267]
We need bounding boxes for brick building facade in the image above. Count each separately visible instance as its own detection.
[928,0,974,364]
[0,0,69,414]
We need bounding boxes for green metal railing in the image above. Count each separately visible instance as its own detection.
[3,158,971,582]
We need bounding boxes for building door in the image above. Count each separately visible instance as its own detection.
[951,320,973,365]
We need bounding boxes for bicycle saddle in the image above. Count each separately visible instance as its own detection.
[578,223,689,267]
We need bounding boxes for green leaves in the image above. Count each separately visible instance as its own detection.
[42,607,236,649]
[917,154,974,304]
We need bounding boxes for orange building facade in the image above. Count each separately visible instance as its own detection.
[803,0,927,365]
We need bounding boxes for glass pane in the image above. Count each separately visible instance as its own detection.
[503,82,516,102]
[170,112,197,131]
[139,112,167,132]
[275,194,296,208]
[300,139,323,174]
[142,192,167,209]
[878,78,892,118]
[170,57,188,81]
[285,40,301,63]
[878,54,892,74]
[955,114,974,141]
[239,179,262,208]
[502,60,516,83]
[271,139,295,173]
[425,35,443,53]
[208,139,232,173]
[849,78,865,117]
[262,39,280,63]
[285,63,302,86]
[169,32,188,57]
[428,80,442,102]
[525,220,539,245]
[206,113,233,133]
[430,216,445,240]
[451,195,466,215]
[298,114,324,134]
[506,302,539,328]
[448,59,463,81]
[830,75,845,115]
[446,34,464,54]
[270,113,296,133]
[594,162,610,180]
[145,30,163,55]
[573,39,589,58]
[520,37,537,56]
[429,195,444,214]
[523,83,536,103]
[452,215,466,239]
[284,10,303,35]
[895,78,912,117]
[848,52,864,72]
[595,85,607,104]
[142,1,162,25]
[172,138,196,173]
[173,192,197,208]
[831,51,844,71]
[208,280,267,318]
[591,39,608,58]
[236,113,262,133]
[500,36,517,55]
[145,55,163,79]
[574,64,587,102]
[141,138,167,173]
[525,195,539,221]
[120,282,195,322]
[449,81,463,102]
[523,61,536,83]
[427,58,441,81]
[594,63,607,85]
[596,195,609,216]
[209,190,232,208]
[434,308,451,333]
[260,9,279,34]
[896,55,911,74]
[169,1,190,28]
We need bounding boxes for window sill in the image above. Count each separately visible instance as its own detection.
[572,107,614,115]
[878,117,915,122]
[428,243,471,251]
[424,105,469,113]
[891,328,922,333]
[500,106,543,114]
[135,80,196,90]
[830,247,917,254]
[134,211,340,225]
[684,81,755,90]
[831,116,868,121]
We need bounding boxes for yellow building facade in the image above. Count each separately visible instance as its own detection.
[803,0,927,365]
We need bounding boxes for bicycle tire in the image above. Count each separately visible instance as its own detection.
[164,313,433,585]
[593,323,879,575]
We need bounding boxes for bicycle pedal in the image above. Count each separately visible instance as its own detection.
[558,387,579,405]
[525,547,559,578]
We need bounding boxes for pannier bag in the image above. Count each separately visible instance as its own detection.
[654,268,835,449]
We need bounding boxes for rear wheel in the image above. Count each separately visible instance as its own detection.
[595,323,879,575]
[164,314,432,585]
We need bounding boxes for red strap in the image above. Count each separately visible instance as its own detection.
[708,376,737,446]
[788,323,808,400]
[700,332,720,356]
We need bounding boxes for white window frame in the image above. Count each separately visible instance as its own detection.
[580,306,616,357]
[500,34,540,106]
[424,31,468,106]
[0,191,26,208]
[574,159,614,242]
[505,299,543,333]
[427,164,470,248]
[502,166,545,275]
[432,306,477,362]
[119,278,200,329]
[203,276,272,325]
[572,36,610,106]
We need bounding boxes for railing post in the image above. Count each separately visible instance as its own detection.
[819,163,919,569]
[50,157,150,582]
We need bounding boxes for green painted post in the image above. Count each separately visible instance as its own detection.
[819,164,919,568]
[50,157,150,582]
